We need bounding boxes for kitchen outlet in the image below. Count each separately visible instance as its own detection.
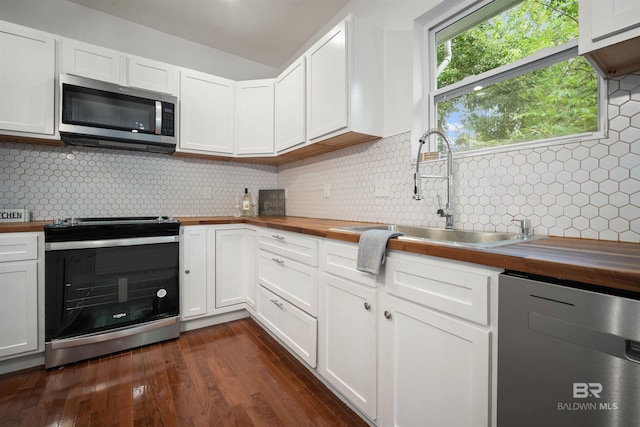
[284,188,289,199]
[203,187,212,199]
[375,179,390,198]
[323,183,331,198]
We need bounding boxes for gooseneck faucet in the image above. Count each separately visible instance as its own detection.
[414,129,454,230]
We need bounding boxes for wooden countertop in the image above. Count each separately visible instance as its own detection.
[3,216,639,293]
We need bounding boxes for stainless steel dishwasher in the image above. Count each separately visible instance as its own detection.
[498,271,640,427]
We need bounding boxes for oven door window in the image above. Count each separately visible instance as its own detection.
[50,243,178,340]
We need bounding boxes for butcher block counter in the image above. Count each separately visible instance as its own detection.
[2,216,639,293]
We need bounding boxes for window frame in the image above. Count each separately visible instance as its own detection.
[412,0,607,161]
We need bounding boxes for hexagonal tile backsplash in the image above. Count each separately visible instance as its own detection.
[278,72,640,243]
[0,145,277,219]
[1,72,639,243]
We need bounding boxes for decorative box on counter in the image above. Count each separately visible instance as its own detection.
[0,208,31,222]
[258,190,286,216]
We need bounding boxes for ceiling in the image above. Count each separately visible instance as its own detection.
[65,0,435,68]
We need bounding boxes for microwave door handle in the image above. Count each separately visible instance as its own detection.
[155,101,162,135]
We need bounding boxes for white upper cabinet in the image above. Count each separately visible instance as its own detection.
[579,0,640,76]
[0,21,55,136]
[306,15,383,144]
[61,38,123,84]
[61,38,177,94]
[127,55,177,95]
[179,69,235,155]
[234,79,275,156]
[307,20,348,140]
[274,57,306,153]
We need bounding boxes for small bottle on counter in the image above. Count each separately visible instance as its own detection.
[242,188,251,217]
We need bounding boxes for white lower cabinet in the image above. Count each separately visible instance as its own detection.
[180,225,255,323]
[378,291,491,427]
[255,227,319,367]
[180,226,209,319]
[215,228,255,309]
[0,261,38,358]
[256,285,317,367]
[319,272,377,419]
[0,232,42,361]
[379,251,500,427]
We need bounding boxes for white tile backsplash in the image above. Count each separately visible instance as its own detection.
[1,72,638,243]
[0,144,277,219]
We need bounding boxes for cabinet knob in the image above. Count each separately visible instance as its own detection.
[384,310,392,320]
[185,269,190,274]
[364,302,371,311]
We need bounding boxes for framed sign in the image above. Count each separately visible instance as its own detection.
[258,190,286,216]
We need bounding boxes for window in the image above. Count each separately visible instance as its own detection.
[424,0,601,155]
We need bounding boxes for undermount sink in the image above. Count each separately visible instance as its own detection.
[332,224,544,248]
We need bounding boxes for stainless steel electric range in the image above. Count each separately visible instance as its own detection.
[44,216,180,368]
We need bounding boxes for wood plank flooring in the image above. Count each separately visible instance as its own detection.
[0,318,370,427]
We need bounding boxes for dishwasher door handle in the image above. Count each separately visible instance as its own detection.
[529,312,639,363]
[626,340,640,363]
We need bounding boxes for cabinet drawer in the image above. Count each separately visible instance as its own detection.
[321,240,377,288]
[258,230,318,266]
[385,252,499,326]
[0,233,38,262]
[256,285,317,367]
[258,250,318,317]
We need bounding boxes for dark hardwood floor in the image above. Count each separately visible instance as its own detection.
[0,318,369,427]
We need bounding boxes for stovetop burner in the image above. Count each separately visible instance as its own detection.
[45,216,180,242]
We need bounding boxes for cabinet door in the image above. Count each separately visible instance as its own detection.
[128,55,177,95]
[0,21,55,135]
[244,229,257,309]
[275,57,306,152]
[181,226,208,319]
[307,19,348,141]
[379,292,490,427]
[215,228,247,308]
[235,79,275,155]
[0,261,38,358]
[589,0,640,42]
[179,69,234,154]
[60,38,122,84]
[319,273,377,419]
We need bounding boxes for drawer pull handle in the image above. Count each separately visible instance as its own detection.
[384,311,392,320]
[184,270,190,274]
[272,234,285,240]
[270,299,284,309]
[272,258,285,264]
[364,302,371,311]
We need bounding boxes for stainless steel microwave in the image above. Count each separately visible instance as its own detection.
[59,74,177,154]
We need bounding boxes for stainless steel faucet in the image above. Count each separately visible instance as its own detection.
[414,129,454,230]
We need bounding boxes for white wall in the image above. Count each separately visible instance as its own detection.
[0,0,277,80]
[384,30,413,136]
